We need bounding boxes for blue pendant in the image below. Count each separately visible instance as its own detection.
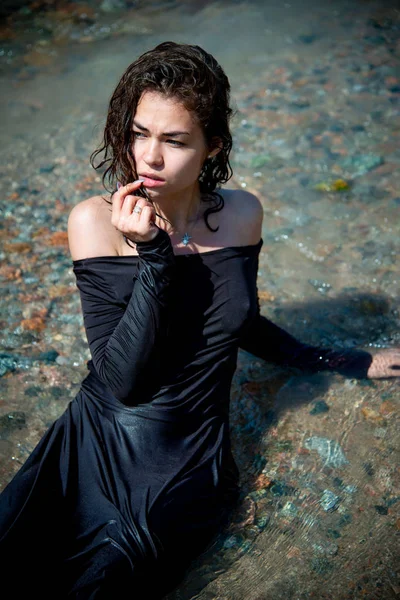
[182,233,191,246]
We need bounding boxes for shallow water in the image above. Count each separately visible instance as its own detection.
[0,0,399,598]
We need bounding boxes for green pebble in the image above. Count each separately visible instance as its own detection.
[310,400,330,415]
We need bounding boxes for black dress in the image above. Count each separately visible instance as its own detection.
[0,230,371,599]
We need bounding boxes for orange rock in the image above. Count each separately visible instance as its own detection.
[20,316,46,332]
[3,242,32,254]
[0,266,22,281]
[17,293,42,303]
[48,285,73,299]
[254,473,273,490]
[48,231,69,246]
[379,401,396,417]
[298,447,310,455]
[32,226,51,239]
[287,546,301,559]
[258,290,275,302]
[55,199,69,212]
[363,484,377,497]
[361,407,385,424]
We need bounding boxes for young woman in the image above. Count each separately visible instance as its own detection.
[0,42,398,599]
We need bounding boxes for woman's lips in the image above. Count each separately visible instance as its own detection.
[139,175,165,188]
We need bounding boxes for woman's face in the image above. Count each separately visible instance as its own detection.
[130,91,211,199]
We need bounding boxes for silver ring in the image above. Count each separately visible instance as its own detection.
[133,206,142,214]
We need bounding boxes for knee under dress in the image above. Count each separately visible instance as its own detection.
[0,229,371,599]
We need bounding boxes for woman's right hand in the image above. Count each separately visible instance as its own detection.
[111,180,159,243]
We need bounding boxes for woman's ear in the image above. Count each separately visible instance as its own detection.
[207,137,223,159]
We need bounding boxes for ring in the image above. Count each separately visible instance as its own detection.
[133,206,142,214]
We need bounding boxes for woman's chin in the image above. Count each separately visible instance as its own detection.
[145,187,172,201]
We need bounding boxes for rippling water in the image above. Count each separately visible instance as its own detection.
[0,1,399,598]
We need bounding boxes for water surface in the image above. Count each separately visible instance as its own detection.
[0,1,399,598]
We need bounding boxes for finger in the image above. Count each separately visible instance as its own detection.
[120,195,137,219]
[140,205,157,228]
[120,197,151,221]
[112,180,143,208]
[118,179,145,197]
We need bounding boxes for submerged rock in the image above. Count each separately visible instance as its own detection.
[304,436,349,468]
[310,400,330,415]
[0,411,26,432]
[320,489,340,512]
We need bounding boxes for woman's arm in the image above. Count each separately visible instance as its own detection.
[239,313,373,378]
[69,183,175,403]
[73,228,175,403]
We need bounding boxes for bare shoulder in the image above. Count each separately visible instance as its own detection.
[68,194,118,261]
[221,188,263,245]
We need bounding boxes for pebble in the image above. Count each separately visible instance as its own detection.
[361,407,385,424]
[320,489,340,512]
[0,353,32,377]
[304,437,349,468]
[0,411,26,432]
[309,400,330,415]
[312,540,339,557]
[374,505,388,516]
[281,501,298,518]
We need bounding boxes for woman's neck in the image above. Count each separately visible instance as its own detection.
[152,187,203,233]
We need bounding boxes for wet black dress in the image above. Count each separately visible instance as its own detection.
[0,230,371,599]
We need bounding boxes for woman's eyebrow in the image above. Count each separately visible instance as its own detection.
[132,120,190,137]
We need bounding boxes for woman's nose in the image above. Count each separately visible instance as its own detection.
[143,141,163,166]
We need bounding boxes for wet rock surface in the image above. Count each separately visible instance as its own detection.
[0,1,399,599]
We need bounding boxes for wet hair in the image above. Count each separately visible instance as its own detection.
[90,41,234,231]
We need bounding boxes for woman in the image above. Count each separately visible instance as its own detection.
[0,42,398,599]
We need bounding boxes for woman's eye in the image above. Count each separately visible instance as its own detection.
[132,132,184,147]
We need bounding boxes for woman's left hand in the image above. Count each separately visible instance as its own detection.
[367,348,400,378]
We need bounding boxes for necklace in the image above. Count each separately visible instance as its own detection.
[167,201,202,246]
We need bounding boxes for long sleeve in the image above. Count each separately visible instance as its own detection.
[73,229,175,403]
[239,256,372,379]
[240,314,372,378]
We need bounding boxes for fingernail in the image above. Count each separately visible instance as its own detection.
[137,178,145,182]
[117,182,122,190]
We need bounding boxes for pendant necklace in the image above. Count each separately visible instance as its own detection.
[170,201,202,246]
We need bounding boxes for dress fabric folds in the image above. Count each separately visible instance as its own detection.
[0,232,260,598]
[0,230,371,598]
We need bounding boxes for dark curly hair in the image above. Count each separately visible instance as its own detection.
[90,41,234,231]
